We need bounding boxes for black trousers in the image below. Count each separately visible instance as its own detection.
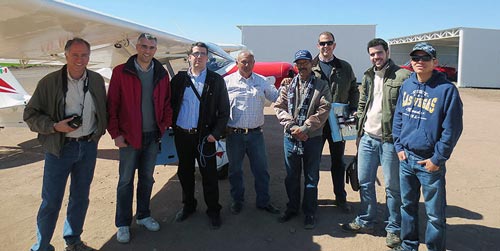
[174,129,221,217]
[322,121,347,202]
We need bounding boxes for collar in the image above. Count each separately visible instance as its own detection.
[318,54,334,63]
[67,70,87,82]
[134,58,154,72]
[188,67,207,78]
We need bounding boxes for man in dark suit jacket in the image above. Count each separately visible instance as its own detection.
[170,42,230,229]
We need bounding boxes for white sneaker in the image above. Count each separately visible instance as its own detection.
[136,216,160,231]
[116,226,130,243]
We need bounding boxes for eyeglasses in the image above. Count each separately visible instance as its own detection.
[319,41,334,46]
[411,55,433,62]
[191,52,207,57]
[139,44,156,50]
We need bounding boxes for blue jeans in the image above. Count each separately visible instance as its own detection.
[400,150,447,251]
[355,134,401,234]
[115,132,159,227]
[227,130,270,207]
[31,140,97,251]
[283,135,322,216]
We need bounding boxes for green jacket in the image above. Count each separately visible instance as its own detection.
[357,59,411,142]
[23,66,107,156]
[312,55,359,113]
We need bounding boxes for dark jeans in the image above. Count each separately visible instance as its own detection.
[323,123,347,202]
[174,129,221,217]
[31,140,97,251]
[283,135,323,216]
[115,131,159,227]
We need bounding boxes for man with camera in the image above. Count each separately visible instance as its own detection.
[24,38,107,251]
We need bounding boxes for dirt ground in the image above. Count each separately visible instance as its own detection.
[1,67,499,251]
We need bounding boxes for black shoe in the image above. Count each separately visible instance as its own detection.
[231,202,243,215]
[257,203,280,214]
[175,208,195,222]
[277,210,297,223]
[304,215,316,229]
[334,200,352,213]
[209,215,221,230]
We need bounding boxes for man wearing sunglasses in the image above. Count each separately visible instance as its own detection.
[341,38,410,249]
[170,42,230,230]
[313,31,359,212]
[107,33,173,243]
[391,42,463,251]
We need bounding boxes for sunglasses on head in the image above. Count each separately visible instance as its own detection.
[411,55,433,62]
[319,41,334,46]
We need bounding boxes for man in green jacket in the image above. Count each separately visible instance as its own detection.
[341,38,410,249]
[24,38,107,251]
[312,31,359,212]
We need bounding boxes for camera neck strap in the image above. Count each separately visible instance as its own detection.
[62,66,89,117]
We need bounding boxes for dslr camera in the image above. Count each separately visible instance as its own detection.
[67,115,83,129]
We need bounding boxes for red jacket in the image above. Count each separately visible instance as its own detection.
[107,55,172,149]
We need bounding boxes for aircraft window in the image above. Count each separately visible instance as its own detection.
[207,52,232,72]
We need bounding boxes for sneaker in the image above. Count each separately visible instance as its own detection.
[230,202,243,215]
[386,232,401,248]
[341,220,374,234]
[136,216,160,231]
[388,245,406,251]
[304,215,316,229]
[116,226,130,244]
[65,241,96,251]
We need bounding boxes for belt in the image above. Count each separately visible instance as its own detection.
[228,127,262,134]
[65,134,92,142]
[176,126,199,134]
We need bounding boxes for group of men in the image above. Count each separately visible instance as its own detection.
[24,30,462,251]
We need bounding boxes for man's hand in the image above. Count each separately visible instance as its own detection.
[206,134,216,143]
[281,77,292,86]
[53,117,78,133]
[418,159,440,172]
[397,151,407,161]
[291,127,308,141]
[114,135,128,148]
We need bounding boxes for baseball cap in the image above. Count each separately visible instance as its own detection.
[294,50,313,62]
[410,42,437,58]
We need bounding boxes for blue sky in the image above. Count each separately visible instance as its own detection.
[65,0,499,45]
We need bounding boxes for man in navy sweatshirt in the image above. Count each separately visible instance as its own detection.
[391,42,463,251]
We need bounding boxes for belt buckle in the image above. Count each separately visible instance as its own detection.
[243,128,249,134]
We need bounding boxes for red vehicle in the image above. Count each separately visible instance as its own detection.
[401,61,457,81]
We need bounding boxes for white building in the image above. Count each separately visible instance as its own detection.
[238,25,376,83]
[389,27,500,88]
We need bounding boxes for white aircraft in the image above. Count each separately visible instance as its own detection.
[0,67,31,128]
[0,0,294,177]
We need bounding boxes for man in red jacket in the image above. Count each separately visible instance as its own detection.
[107,33,172,244]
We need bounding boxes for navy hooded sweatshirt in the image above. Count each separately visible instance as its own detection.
[393,70,463,166]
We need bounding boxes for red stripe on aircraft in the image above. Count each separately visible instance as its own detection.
[0,78,17,93]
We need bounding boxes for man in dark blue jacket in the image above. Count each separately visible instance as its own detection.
[391,42,463,251]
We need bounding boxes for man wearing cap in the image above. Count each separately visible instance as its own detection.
[341,38,410,248]
[224,50,280,215]
[391,42,463,251]
[313,31,359,212]
[107,33,172,243]
[274,49,331,229]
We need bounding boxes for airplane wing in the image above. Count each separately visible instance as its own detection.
[0,0,196,69]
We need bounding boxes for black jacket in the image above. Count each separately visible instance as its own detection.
[170,69,229,140]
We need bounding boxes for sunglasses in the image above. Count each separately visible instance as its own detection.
[319,41,334,46]
[411,55,433,62]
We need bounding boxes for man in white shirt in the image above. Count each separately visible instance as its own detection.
[224,50,280,215]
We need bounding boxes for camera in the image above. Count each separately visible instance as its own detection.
[67,115,83,129]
